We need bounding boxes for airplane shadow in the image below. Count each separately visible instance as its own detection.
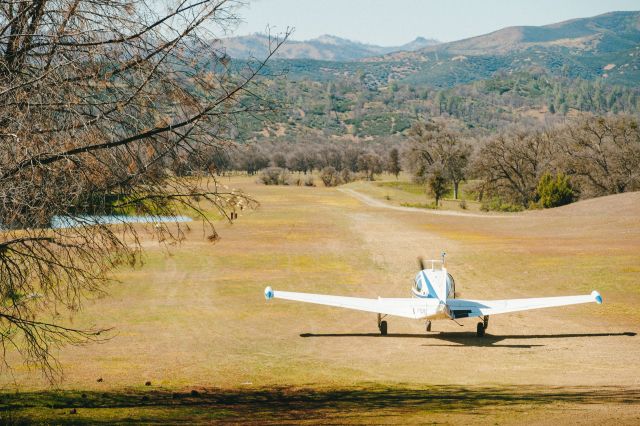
[299,331,636,349]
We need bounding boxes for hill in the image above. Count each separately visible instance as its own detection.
[218,34,440,61]
[531,191,640,217]
[420,11,640,55]
[364,11,640,87]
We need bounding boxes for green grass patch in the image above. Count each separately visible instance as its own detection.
[376,181,425,195]
[400,202,438,209]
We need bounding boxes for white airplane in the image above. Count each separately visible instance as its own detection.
[263,253,603,337]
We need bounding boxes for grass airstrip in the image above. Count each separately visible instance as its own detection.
[1,174,639,424]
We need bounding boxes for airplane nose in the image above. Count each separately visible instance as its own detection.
[264,286,274,300]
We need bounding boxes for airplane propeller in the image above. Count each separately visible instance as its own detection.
[417,256,425,271]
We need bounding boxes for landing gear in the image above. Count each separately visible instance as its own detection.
[476,315,489,337]
[425,321,432,332]
[380,321,388,336]
[377,313,388,336]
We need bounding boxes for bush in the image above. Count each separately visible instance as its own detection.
[320,167,341,187]
[480,197,524,212]
[401,202,438,209]
[536,172,574,208]
[340,169,353,184]
[459,200,467,210]
[259,167,289,185]
[304,176,315,187]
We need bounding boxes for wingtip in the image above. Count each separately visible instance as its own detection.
[591,290,603,304]
[264,286,274,300]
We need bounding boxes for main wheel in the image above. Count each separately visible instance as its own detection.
[476,322,485,337]
[426,321,432,332]
[379,320,388,336]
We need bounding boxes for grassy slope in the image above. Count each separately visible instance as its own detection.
[2,176,639,423]
[345,173,483,211]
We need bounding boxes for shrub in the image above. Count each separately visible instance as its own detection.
[536,172,574,208]
[304,176,316,187]
[259,167,289,185]
[340,169,353,184]
[459,200,467,210]
[320,167,341,187]
[480,197,524,212]
[401,202,438,209]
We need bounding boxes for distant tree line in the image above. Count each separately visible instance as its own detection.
[178,111,638,209]
[201,141,402,183]
[405,113,640,210]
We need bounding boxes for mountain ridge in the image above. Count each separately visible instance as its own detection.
[218,33,440,61]
[412,10,640,56]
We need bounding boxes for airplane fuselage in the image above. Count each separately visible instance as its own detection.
[410,267,455,320]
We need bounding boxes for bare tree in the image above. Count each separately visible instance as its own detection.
[474,127,554,207]
[0,0,287,379]
[357,151,383,181]
[387,147,401,179]
[560,114,640,197]
[407,119,470,199]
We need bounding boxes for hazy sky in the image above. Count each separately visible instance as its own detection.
[235,0,640,45]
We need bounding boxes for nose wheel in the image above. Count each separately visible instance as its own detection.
[425,321,432,332]
[476,316,489,337]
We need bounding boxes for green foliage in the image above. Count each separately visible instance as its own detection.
[376,181,424,194]
[427,170,448,207]
[400,202,438,209]
[536,172,574,208]
[480,198,524,212]
[238,57,640,141]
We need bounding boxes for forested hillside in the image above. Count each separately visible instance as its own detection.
[227,11,640,143]
[235,70,640,142]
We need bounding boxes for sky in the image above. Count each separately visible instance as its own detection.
[234,0,640,45]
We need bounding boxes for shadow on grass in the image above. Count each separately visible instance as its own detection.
[300,331,636,348]
[2,383,640,424]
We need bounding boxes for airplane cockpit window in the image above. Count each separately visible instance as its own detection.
[416,279,422,292]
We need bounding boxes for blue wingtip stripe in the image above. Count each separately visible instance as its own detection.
[264,286,274,300]
[591,290,603,304]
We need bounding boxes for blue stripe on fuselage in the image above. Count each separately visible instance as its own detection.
[421,271,438,299]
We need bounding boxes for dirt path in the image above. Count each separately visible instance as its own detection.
[338,187,518,218]
[335,186,640,389]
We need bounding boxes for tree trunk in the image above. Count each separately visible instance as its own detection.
[453,181,459,200]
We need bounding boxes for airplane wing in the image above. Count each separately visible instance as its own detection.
[263,287,431,319]
[447,291,602,318]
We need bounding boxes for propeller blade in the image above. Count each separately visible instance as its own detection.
[418,256,425,271]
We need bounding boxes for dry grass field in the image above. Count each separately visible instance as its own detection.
[2,175,639,424]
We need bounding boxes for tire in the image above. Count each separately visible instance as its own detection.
[380,320,388,336]
[476,322,485,337]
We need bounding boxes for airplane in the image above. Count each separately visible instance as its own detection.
[263,253,603,337]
